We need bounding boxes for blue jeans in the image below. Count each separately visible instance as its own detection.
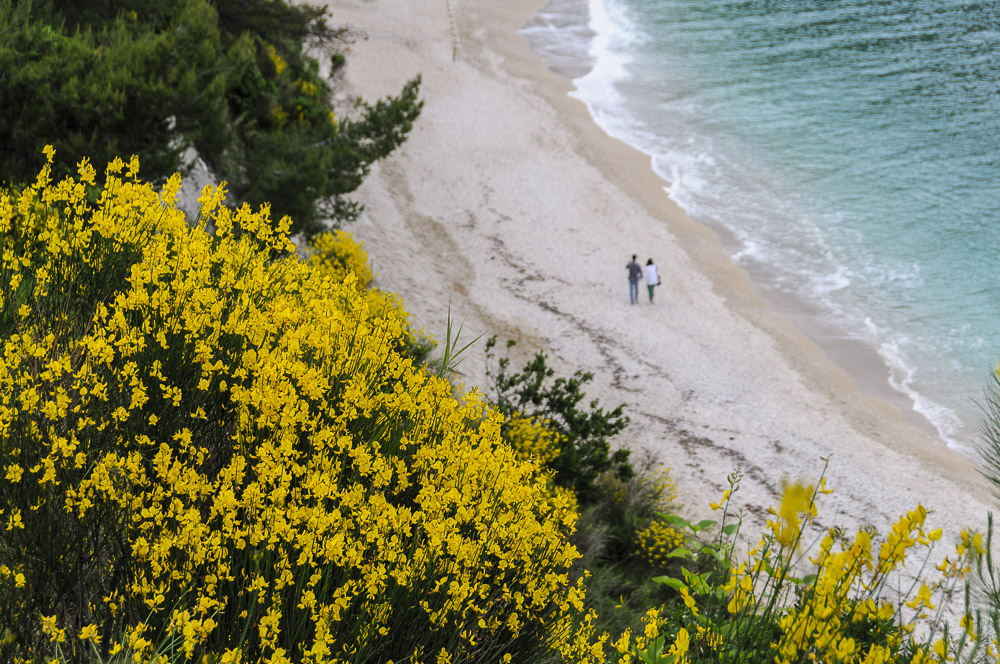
[629,281,639,304]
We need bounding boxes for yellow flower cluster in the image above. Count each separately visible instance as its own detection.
[307,230,373,289]
[306,230,431,364]
[643,466,679,511]
[296,79,318,98]
[768,480,817,549]
[605,609,687,664]
[705,480,981,664]
[635,520,685,570]
[505,411,564,467]
[0,151,595,662]
[271,105,289,128]
[771,504,950,663]
[266,44,287,76]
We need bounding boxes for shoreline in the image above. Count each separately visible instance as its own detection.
[327,0,991,536]
[470,0,980,477]
[523,0,973,450]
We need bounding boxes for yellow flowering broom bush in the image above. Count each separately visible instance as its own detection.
[505,412,564,468]
[306,230,434,367]
[0,151,592,663]
[635,520,686,572]
[646,469,986,664]
[307,230,374,289]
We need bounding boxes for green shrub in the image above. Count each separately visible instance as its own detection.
[485,336,632,504]
[568,459,682,647]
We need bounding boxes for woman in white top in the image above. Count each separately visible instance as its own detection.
[644,258,660,303]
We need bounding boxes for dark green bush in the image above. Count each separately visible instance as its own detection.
[485,336,632,504]
[0,0,421,237]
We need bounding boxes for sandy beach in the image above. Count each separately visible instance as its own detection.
[326,0,992,539]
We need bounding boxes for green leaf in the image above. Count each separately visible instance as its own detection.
[636,635,666,663]
[651,576,687,591]
[694,519,717,531]
[666,547,693,559]
[722,523,740,536]
[662,514,691,529]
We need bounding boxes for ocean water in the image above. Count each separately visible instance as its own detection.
[523,0,1000,450]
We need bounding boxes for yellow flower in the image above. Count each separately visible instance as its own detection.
[960,613,976,640]
[220,649,242,664]
[667,629,690,658]
[642,608,662,639]
[678,586,699,617]
[709,489,731,511]
[973,532,987,555]
[41,614,65,643]
[79,624,101,643]
[905,584,935,610]
[5,464,22,483]
[266,44,287,75]
[770,481,814,548]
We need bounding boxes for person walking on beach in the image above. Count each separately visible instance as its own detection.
[645,258,660,303]
[626,254,643,304]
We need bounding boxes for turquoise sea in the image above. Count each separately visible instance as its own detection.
[524,0,1000,451]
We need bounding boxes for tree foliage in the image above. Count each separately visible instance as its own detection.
[0,0,421,237]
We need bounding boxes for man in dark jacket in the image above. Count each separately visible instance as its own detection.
[626,254,643,304]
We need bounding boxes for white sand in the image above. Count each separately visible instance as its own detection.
[324,0,993,541]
